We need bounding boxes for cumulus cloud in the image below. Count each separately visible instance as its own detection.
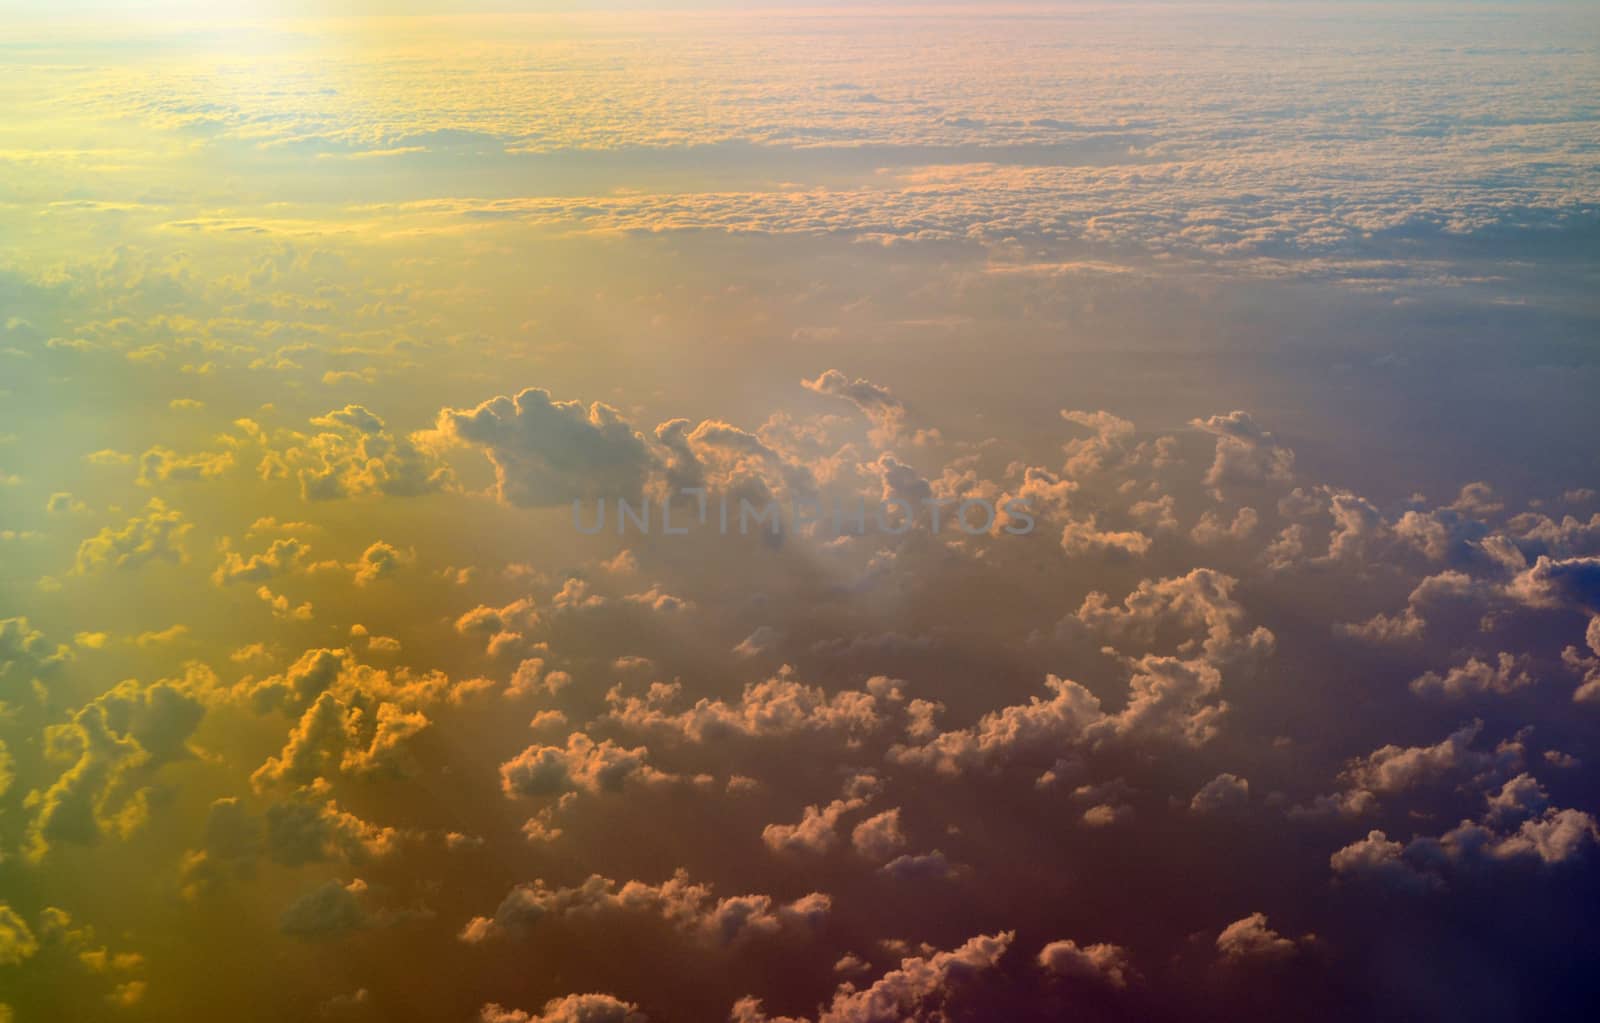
[731,931,1011,1023]
[1565,615,1600,704]
[879,849,965,883]
[0,617,71,690]
[1068,568,1274,664]
[23,678,206,861]
[479,995,646,1023]
[0,906,38,966]
[607,670,889,744]
[499,732,668,798]
[891,654,1226,776]
[1037,938,1134,988]
[1338,720,1502,799]
[1410,652,1534,698]
[1189,772,1249,814]
[5,11,1599,1017]
[1508,555,1600,613]
[349,541,409,586]
[802,370,906,444]
[1059,410,1138,478]
[1215,912,1302,965]
[734,626,781,658]
[269,406,451,502]
[1058,516,1152,557]
[461,869,828,947]
[279,879,374,939]
[1337,570,1492,643]
[73,499,191,573]
[1332,806,1599,891]
[425,388,657,507]
[137,445,234,486]
[212,537,311,586]
[455,597,540,658]
[850,808,908,862]
[243,651,463,790]
[1190,412,1294,496]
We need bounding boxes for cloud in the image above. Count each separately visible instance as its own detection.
[1508,555,1600,613]
[278,879,373,939]
[1059,410,1139,477]
[1410,652,1534,698]
[251,686,432,791]
[1337,570,1492,643]
[479,995,647,1023]
[1068,568,1274,664]
[606,670,889,744]
[212,537,311,586]
[264,797,401,867]
[499,732,668,798]
[425,388,657,508]
[879,849,965,882]
[850,808,908,862]
[1215,912,1301,965]
[73,499,191,573]
[1037,938,1134,988]
[1565,615,1600,704]
[1483,773,1551,829]
[655,418,818,510]
[461,870,828,947]
[1189,772,1249,814]
[137,445,234,486]
[22,677,206,861]
[1332,805,1599,892]
[1328,830,1438,893]
[1191,506,1258,545]
[1058,516,1151,557]
[4,17,1599,1016]
[731,931,1011,1023]
[455,598,540,658]
[0,617,72,689]
[177,798,261,898]
[891,654,1227,776]
[275,405,453,501]
[1190,412,1294,495]
[349,541,408,585]
[1338,720,1499,798]
[802,370,906,444]
[764,800,855,856]
[251,692,357,790]
[762,775,881,856]
[734,626,780,658]
[0,906,38,967]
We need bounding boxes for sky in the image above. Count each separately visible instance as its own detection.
[1,3,1598,1022]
